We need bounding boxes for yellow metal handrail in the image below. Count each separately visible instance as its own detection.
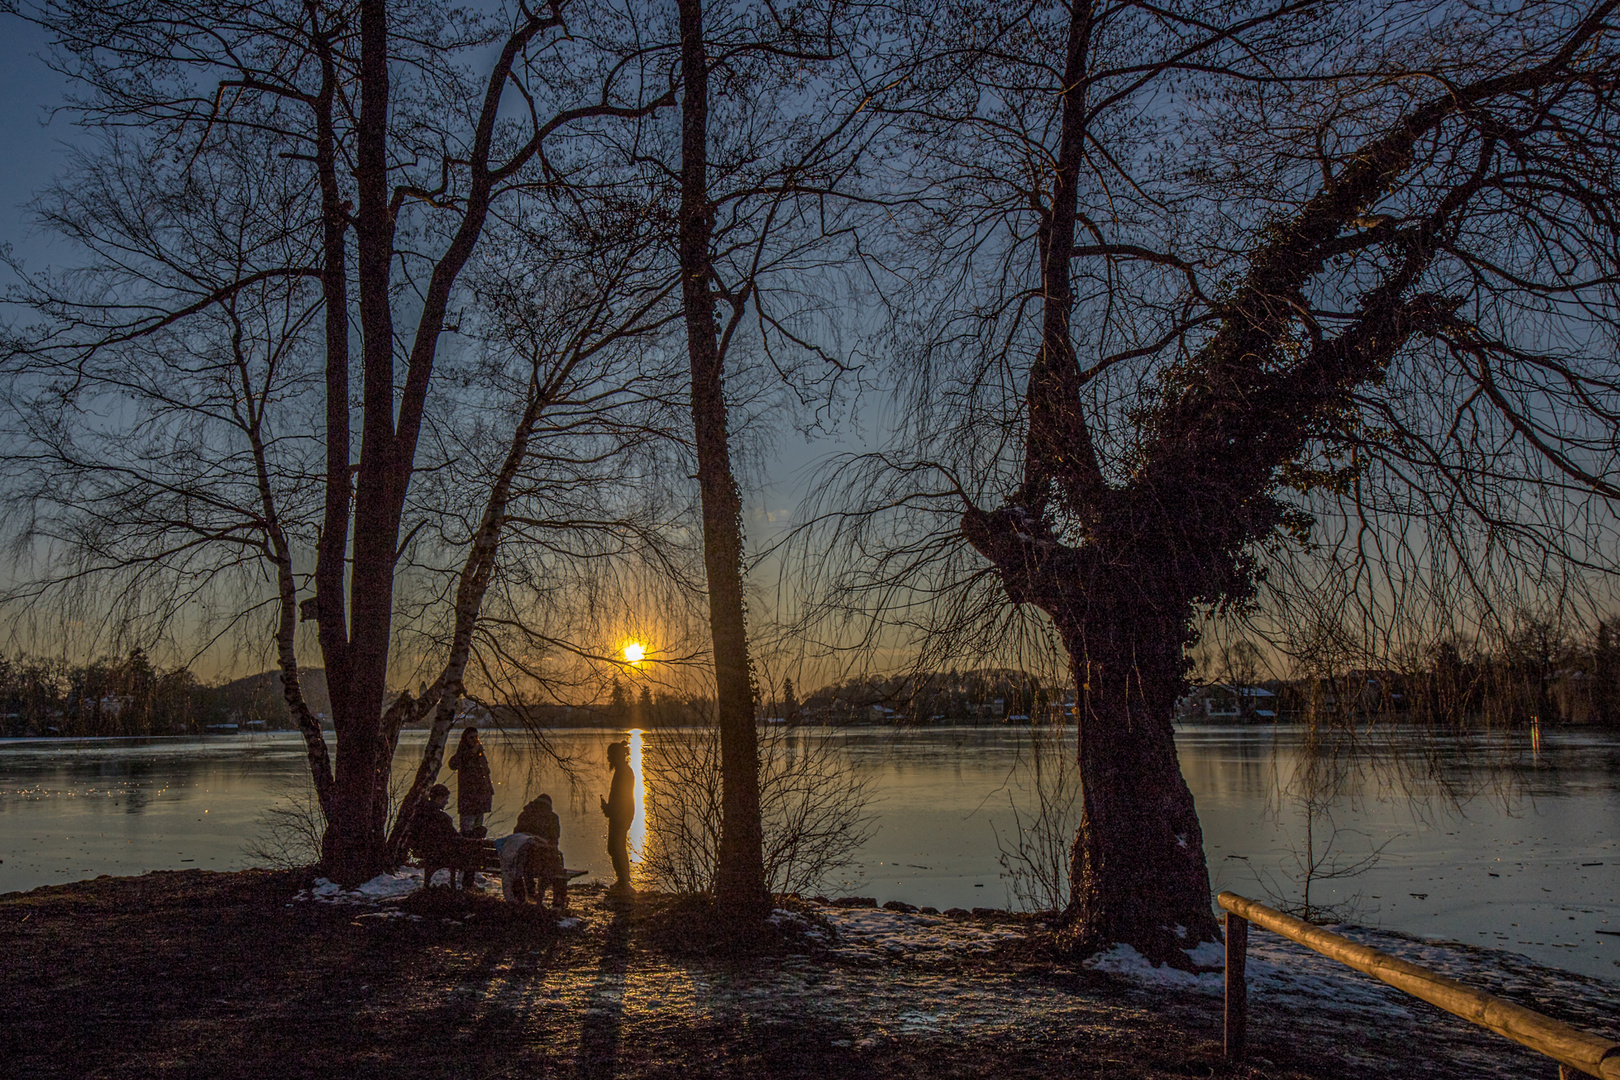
[1217,891,1620,1079]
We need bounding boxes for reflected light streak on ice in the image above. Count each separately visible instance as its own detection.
[628,729,646,879]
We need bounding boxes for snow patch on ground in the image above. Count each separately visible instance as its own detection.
[1082,931,1432,1018]
[298,868,426,905]
[1085,940,1224,988]
[1080,922,1618,1033]
[293,871,588,934]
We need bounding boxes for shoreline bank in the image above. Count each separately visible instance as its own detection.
[2,868,1612,1079]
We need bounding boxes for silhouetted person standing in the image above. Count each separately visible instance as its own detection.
[448,727,493,836]
[599,740,634,894]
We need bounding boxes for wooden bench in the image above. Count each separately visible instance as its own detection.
[415,837,483,894]
[416,837,586,907]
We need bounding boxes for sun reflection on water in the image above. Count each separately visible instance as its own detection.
[628,729,646,882]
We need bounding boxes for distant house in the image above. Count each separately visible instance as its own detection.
[860,704,895,726]
[1178,683,1278,723]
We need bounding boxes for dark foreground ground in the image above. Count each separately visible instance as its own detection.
[0,869,1578,1079]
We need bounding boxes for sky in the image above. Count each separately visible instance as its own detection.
[0,19,71,283]
[11,6,1609,691]
[0,13,898,687]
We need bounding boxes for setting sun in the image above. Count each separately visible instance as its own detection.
[623,642,645,665]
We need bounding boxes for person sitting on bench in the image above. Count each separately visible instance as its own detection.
[414,784,481,889]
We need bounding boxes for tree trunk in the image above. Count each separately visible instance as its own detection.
[963,509,1218,964]
[1052,603,1219,963]
[303,0,614,884]
[676,0,769,918]
[318,0,397,887]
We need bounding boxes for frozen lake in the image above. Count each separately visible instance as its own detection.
[0,724,1615,982]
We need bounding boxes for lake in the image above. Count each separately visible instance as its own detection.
[1,724,1615,982]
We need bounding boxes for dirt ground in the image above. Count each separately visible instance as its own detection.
[0,869,1571,1079]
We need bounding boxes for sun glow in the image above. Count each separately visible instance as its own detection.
[623,642,645,666]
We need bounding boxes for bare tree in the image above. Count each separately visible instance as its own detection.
[994,716,1081,915]
[804,0,1620,964]
[662,0,895,919]
[384,196,695,861]
[641,720,877,897]
[1,0,675,883]
[673,0,771,915]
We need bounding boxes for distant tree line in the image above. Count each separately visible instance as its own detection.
[1365,616,1620,729]
[795,668,1052,725]
[491,679,707,730]
[1185,615,1620,729]
[0,648,258,737]
[485,668,1058,728]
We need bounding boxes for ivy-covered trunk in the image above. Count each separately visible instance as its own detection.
[964,509,1218,962]
[1052,599,1218,962]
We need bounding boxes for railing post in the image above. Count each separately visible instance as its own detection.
[1225,910,1248,1061]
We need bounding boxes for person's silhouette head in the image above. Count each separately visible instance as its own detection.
[607,740,629,767]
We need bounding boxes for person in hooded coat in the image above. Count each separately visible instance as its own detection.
[448,726,494,836]
[494,793,566,903]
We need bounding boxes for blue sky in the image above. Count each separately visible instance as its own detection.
[0,17,71,279]
[0,13,873,678]
[0,10,849,507]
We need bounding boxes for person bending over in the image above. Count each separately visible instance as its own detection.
[512,793,564,898]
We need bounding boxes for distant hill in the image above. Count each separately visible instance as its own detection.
[215,668,331,727]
